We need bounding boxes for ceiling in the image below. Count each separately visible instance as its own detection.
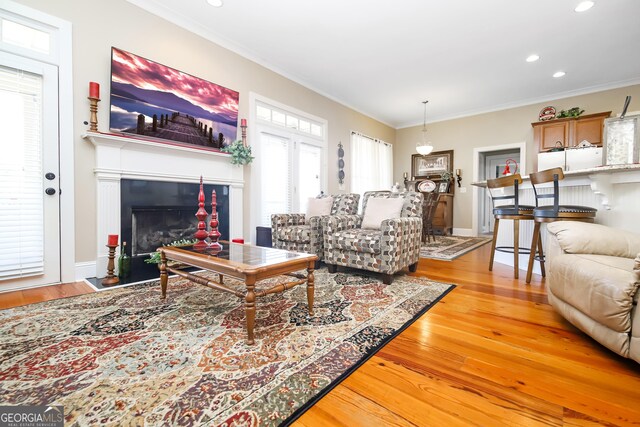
[127,0,640,128]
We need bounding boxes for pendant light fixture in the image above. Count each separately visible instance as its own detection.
[416,100,434,155]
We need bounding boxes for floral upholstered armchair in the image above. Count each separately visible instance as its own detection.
[271,193,360,263]
[322,191,423,284]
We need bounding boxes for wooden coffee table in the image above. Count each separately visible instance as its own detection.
[157,241,317,344]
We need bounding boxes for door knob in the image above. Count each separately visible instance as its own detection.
[45,172,56,180]
[45,187,56,195]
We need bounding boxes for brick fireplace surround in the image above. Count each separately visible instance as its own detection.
[83,132,244,278]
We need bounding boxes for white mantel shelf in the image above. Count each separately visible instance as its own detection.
[82,131,244,277]
[471,163,640,210]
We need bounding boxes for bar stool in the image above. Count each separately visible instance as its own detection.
[487,174,541,279]
[525,167,597,283]
[422,192,439,243]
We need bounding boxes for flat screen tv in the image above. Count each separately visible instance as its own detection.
[109,47,239,150]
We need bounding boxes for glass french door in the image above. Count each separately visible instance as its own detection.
[296,141,322,214]
[255,127,325,228]
[0,51,60,288]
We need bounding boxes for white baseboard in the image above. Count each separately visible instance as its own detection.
[75,261,96,281]
[493,251,542,276]
[452,228,473,236]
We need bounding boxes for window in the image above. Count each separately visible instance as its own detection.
[1,18,50,54]
[255,100,324,138]
[350,131,393,196]
[251,95,327,239]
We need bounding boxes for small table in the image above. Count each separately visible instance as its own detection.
[158,242,317,344]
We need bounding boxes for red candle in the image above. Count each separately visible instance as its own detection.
[232,238,244,244]
[89,82,100,99]
[240,118,247,127]
[107,234,118,246]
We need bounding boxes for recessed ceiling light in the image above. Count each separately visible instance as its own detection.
[207,0,223,7]
[526,54,540,63]
[553,71,566,78]
[575,1,594,12]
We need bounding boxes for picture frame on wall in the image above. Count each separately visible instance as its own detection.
[411,150,454,180]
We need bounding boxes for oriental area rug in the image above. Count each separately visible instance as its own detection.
[420,235,492,261]
[0,268,453,426]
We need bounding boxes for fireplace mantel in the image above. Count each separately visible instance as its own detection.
[83,131,244,277]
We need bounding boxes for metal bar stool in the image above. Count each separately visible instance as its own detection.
[525,167,597,283]
[487,174,540,279]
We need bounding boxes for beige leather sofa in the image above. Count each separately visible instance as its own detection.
[546,221,640,363]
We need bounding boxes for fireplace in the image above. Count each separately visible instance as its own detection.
[121,179,229,256]
[85,131,244,283]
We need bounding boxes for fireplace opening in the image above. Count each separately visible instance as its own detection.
[131,207,199,256]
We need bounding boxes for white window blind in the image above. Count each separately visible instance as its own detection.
[0,65,44,279]
[350,131,393,196]
[260,133,291,226]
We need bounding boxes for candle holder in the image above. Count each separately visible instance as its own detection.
[102,244,120,286]
[88,96,100,132]
[241,121,247,147]
[208,189,222,251]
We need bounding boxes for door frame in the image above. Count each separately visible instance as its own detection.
[472,142,526,236]
[248,92,328,244]
[1,1,75,287]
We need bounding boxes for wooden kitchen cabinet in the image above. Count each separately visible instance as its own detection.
[532,111,610,152]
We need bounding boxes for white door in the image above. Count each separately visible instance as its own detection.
[0,51,60,288]
[296,140,322,213]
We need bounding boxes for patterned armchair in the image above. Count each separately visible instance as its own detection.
[271,193,360,262]
[323,191,423,284]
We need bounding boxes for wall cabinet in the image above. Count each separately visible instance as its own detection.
[532,111,611,152]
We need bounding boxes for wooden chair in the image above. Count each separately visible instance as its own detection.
[525,167,597,283]
[422,192,439,243]
[487,173,541,279]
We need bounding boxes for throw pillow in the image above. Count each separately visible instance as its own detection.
[306,196,333,221]
[361,197,404,229]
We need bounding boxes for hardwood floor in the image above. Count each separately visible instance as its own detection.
[1,245,638,425]
[0,281,92,310]
[296,244,640,427]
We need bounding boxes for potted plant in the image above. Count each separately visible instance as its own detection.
[222,140,254,165]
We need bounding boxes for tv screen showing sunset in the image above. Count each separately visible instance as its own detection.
[109,47,239,149]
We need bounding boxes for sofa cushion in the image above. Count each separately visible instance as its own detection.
[330,229,381,254]
[547,222,640,259]
[306,196,333,222]
[275,225,311,243]
[361,197,404,229]
[548,253,639,333]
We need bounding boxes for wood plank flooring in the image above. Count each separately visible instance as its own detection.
[1,245,638,425]
[296,244,640,427]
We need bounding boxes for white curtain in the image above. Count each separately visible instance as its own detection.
[350,132,393,196]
